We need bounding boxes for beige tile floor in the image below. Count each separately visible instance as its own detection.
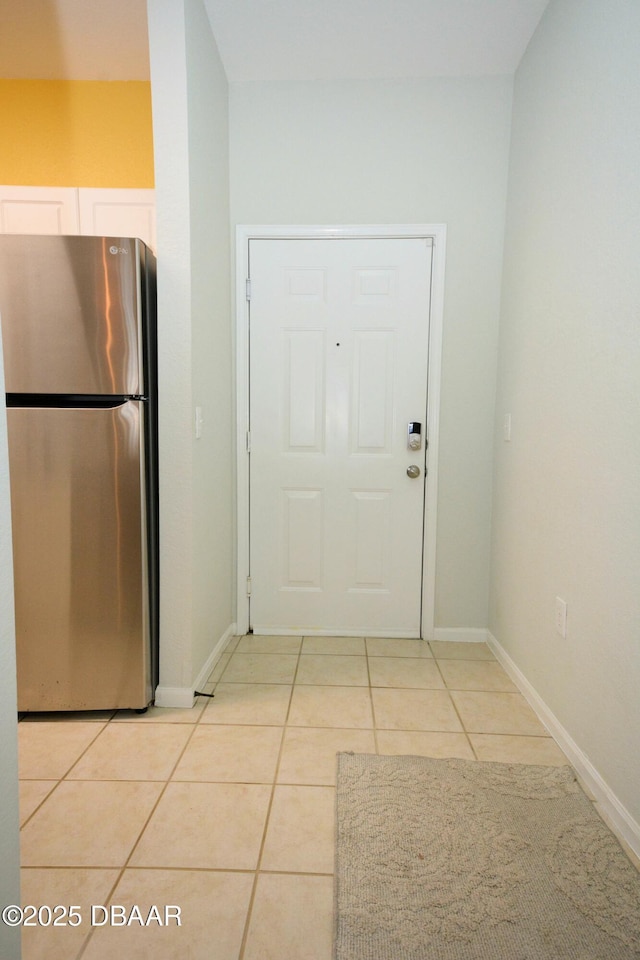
[18,637,570,960]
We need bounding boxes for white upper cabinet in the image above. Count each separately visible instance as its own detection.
[0,186,80,235]
[0,187,156,252]
[78,188,156,252]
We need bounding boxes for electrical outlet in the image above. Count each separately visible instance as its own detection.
[503,413,512,442]
[555,597,567,638]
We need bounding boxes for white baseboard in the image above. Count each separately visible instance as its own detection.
[153,685,196,709]
[255,627,490,642]
[251,627,490,641]
[252,627,421,638]
[154,623,237,709]
[433,627,490,644]
[487,631,640,861]
[192,623,237,693]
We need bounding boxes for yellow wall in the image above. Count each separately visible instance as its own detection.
[0,80,154,187]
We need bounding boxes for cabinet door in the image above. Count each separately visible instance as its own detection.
[0,186,80,234]
[79,188,156,252]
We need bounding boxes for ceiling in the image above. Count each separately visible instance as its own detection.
[204,0,550,82]
[0,0,150,81]
[0,0,549,82]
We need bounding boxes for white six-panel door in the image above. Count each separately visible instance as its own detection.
[248,237,433,636]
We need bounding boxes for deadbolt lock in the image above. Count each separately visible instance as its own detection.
[408,421,422,450]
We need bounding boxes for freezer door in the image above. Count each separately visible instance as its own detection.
[0,235,146,395]
[7,402,151,711]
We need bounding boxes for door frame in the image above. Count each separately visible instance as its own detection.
[235,224,446,638]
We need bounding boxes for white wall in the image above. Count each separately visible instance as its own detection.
[0,348,21,957]
[147,0,232,700]
[491,0,640,827]
[185,0,233,676]
[230,77,513,630]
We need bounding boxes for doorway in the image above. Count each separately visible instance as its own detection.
[236,225,446,638]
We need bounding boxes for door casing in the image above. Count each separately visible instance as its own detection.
[235,224,446,638]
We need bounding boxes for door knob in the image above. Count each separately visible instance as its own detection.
[406,465,421,479]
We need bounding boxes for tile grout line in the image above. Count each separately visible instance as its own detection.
[364,639,381,755]
[429,650,479,760]
[236,635,304,960]
[18,718,113,833]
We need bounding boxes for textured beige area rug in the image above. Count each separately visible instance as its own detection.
[334,753,640,959]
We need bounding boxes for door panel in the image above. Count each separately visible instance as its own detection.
[350,490,390,590]
[351,332,394,452]
[284,331,325,451]
[249,237,432,636]
[282,488,324,588]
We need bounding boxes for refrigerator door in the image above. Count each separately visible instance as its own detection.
[7,401,151,711]
[0,235,146,396]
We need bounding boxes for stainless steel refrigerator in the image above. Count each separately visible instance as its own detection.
[0,235,158,712]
